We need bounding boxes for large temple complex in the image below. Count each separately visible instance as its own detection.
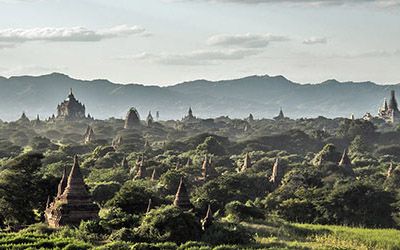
[56,89,88,121]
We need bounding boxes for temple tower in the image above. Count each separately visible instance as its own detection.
[124,107,141,129]
[45,156,99,228]
[173,177,193,210]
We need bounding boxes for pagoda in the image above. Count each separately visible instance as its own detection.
[56,89,86,121]
[45,156,99,228]
[124,107,141,129]
[173,177,193,210]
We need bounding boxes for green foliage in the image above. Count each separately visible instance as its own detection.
[137,205,201,243]
[224,201,264,221]
[91,182,121,206]
[106,180,159,214]
[0,152,44,227]
[201,222,254,245]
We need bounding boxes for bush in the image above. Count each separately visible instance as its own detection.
[201,222,253,245]
[224,201,264,221]
[138,205,201,243]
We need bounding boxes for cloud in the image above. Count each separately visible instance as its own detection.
[178,0,400,7]
[303,37,327,45]
[207,33,289,48]
[0,43,15,49]
[0,65,68,76]
[0,25,146,43]
[120,48,263,65]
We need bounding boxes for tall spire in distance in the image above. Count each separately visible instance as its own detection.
[389,90,399,111]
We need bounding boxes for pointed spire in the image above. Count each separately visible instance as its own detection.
[134,156,146,180]
[146,111,154,126]
[202,155,218,181]
[46,196,51,209]
[175,160,182,170]
[389,90,399,111]
[241,153,252,172]
[186,158,191,168]
[338,149,351,168]
[387,162,394,178]
[202,204,213,231]
[146,198,152,214]
[269,158,283,186]
[45,155,99,228]
[62,155,90,200]
[173,177,193,210]
[384,98,389,111]
[57,166,68,197]
[121,157,129,169]
[151,168,158,181]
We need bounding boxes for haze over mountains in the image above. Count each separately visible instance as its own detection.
[0,73,398,121]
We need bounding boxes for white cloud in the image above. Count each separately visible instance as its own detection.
[0,43,15,49]
[0,25,146,43]
[120,49,263,65]
[303,37,327,45]
[207,33,289,48]
[0,65,68,76]
[179,0,400,7]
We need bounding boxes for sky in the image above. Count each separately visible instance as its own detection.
[0,0,399,85]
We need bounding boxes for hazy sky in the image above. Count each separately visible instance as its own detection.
[0,0,399,85]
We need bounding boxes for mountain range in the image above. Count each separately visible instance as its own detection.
[0,73,398,121]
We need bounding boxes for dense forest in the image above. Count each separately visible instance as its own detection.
[1,107,400,249]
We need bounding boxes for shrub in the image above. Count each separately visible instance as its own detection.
[138,205,201,243]
[201,222,253,245]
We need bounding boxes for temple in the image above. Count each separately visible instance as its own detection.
[83,125,95,144]
[182,107,196,121]
[146,111,154,127]
[134,156,147,180]
[124,107,141,129]
[273,108,285,120]
[338,149,354,175]
[269,158,284,187]
[57,89,86,121]
[365,90,400,123]
[173,177,193,210]
[201,205,213,231]
[241,153,252,172]
[201,156,218,181]
[45,156,99,228]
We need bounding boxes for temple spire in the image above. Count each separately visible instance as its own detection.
[46,196,51,209]
[173,177,193,210]
[338,149,351,168]
[134,156,146,180]
[151,168,158,181]
[241,153,252,172]
[270,158,283,186]
[146,198,152,214]
[121,157,129,169]
[57,166,68,197]
[389,90,399,111]
[201,204,213,231]
[202,155,218,181]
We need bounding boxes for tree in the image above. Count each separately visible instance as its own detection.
[106,180,159,214]
[196,136,226,156]
[138,205,201,243]
[0,152,44,227]
[322,181,395,227]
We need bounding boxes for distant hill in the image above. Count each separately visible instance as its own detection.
[0,72,397,121]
